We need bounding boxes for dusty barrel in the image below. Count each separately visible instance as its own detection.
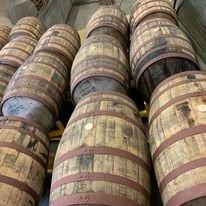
[86,5,129,48]
[149,71,206,206]
[130,0,178,33]
[50,92,151,206]
[1,52,69,131]
[9,16,45,41]
[0,65,17,102]
[71,35,130,104]
[0,116,49,206]
[0,36,37,68]
[34,24,81,67]
[130,17,198,102]
[0,26,11,49]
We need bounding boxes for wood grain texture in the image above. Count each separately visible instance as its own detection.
[130,0,177,33]
[34,24,80,68]
[0,26,11,50]
[0,116,49,206]
[86,5,129,48]
[0,36,37,68]
[71,35,130,104]
[0,65,17,103]
[130,17,199,102]
[9,16,45,41]
[149,71,206,206]
[50,91,151,206]
[1,51,69,131]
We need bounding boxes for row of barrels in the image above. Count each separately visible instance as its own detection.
[0,17,47,206]
[70,5,130,104]
[0,16,81,206]
[50,1,206,206]
[0,17,45,104]
[50,4,151,206]
[2,23,80,130]
[130,1,206,206]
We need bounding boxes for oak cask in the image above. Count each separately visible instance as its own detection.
[149,71,206,206]
[50,92,151,206]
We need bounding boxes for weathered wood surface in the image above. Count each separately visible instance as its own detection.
[130,0,177,33]
[0,65,17,103]
[0,116,49,206]
[149,71,206,206]
[0,36,37,68]
[0,26,11,50]
[50,92,151,206]
[9,16,45,41]
[1,51,68,131]
[71,35,130,104]
[34,24,81,68]
[130,17,199,102]
[86,5,129,48]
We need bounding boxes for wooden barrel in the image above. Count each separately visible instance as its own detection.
[0,26,11,50]
[34,24,81,67]
[1,51,69,131]
[130,0,178,33]
[130,17,199,102]
[0,65,17,103]
[71,35,130,104]
[149,70,206,206]
[50,92,151,206]
[0,36,37,68]
[9,16,45,41]
[0,116,49,206]
[86,5,129,48]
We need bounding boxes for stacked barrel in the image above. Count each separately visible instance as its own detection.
[0,16,81,205]
[130,0,206,205]
[0,17,49,206]
[130,0,199,102]
[71,5,130,104]
[50,5,151,206]
[2,24,80,131]
[0,17,45,104]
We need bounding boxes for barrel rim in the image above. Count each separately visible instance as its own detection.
[1,94,56,131]
[150,70,205,102]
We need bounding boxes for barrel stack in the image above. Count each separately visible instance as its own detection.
[71,5,130,104]
[129,0,206,205]
[50,5,151,206]
[2,24,81,131]
[0,16,51,206]
[0,16,45,105]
